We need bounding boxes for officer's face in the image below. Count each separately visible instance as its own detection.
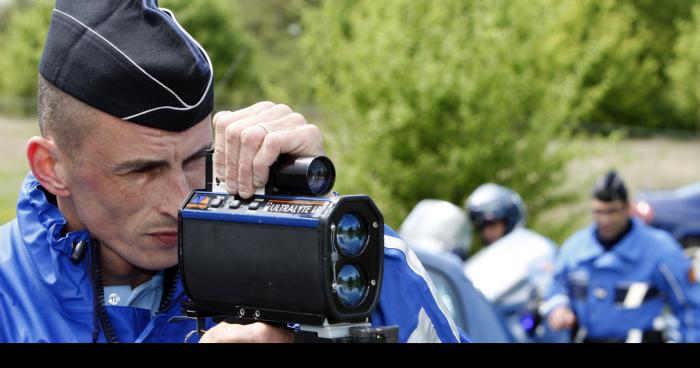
[480,220,507,245]
[591,199,630,241]
[60,111,212,272]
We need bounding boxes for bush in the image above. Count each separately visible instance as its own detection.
[668,3,700,131]
[590,0,695,131]
[0,0,53,115]
[299,0,665,229]
[234,0,321,104]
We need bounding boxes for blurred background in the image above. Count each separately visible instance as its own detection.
[1,0,699,251]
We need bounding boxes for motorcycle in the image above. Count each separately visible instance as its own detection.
[463,227,568,342]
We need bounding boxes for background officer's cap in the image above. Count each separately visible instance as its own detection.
[39,0,214,132]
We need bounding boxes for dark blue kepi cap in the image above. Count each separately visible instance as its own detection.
[39,0,214,132]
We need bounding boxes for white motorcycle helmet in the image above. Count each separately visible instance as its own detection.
[399,199,472,260]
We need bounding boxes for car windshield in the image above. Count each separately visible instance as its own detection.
[425,269,465,329]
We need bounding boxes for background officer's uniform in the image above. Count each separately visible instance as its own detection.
[543,217,700,342]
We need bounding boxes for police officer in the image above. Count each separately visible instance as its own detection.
[465,183,527,247]
[544,170,700,342]
[0,1,466,343]
[463,183,564,342]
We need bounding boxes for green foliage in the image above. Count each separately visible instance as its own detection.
[234,0,321,104]
[299,0,668,228]
[589,0,695,130]
[0,0,262,115]
[0,0,53,115]
[668,3,700,130]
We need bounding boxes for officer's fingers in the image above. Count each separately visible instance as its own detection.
[198,321,230,343]
[223,104,295,194]
[264,123,324,157]
[213,102,274,180]
[230,106,301,196]
[259,111,309,130]
[564,309,576,327]
[248,322,294,343]
[251,124,325,189]
[547,313,560,330]
[552,308,576,330]
[236,125,268,198]
[548,308,567,330]
[213,102,275,145]
[199,322,292,343]
[249,114,321,187]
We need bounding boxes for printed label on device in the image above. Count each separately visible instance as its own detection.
[261,199,328,216]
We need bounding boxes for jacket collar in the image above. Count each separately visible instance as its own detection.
[573,217,644,269]
[608,218,644,262]
[17,172,94,312]
[17,172,186,314]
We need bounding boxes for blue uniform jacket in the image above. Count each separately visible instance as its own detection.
[0,173,468,343]
[544,218,700,342]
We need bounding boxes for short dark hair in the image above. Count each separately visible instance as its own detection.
[592,170,628,203]
[37,74,97,163]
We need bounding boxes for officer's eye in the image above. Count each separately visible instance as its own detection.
[184,155,205,168]
[132,163,164,175]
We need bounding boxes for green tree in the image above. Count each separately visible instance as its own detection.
[299,0,667,230]
[668,3,700,130]
[0,0,53,115]
[587,0,696,131]
[235,0,321,104]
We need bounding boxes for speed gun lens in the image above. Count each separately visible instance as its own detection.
[337,264,367,307]
[307,158,333,195]
[337,213,366,257]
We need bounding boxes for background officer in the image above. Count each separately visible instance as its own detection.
[465,183,527,247]
[544,170,700,342]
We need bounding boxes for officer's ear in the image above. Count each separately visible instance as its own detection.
[26,136,71,197]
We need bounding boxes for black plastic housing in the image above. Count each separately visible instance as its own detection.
[178,192,384,325]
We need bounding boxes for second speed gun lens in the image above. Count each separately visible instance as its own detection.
[336,264,367,307]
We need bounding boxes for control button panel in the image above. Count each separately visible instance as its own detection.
[184,192,332,218]
[209,197,223,208]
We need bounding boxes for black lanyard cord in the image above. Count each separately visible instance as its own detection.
[158,266,179,314]
[88,239,180,343]
[90,239,119,343]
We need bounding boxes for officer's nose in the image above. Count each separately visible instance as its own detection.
[161,169,192,218]
[599,213,616,227]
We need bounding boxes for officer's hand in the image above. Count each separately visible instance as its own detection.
[547,306,576,331]
[213,102,324,199]
[199,321,293,343]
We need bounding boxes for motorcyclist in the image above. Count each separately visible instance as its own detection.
[463,183,566,342]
